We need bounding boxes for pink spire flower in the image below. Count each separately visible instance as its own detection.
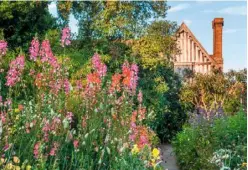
[0,40,7,56]
[29,37,40,61]
[39,40,59,68]
[5,55,25,87]
[91,53,107,77]
[61,26,71,47]
[122,62,139,94]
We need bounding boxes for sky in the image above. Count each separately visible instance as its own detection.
[48,1,247,72]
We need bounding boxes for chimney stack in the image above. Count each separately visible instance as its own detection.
[212,18,224,70]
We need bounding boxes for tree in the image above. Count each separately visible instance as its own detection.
[0,1,56,50]
[130,21,185,142]
[57,1,169,40]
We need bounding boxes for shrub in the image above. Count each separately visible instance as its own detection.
[172,111,247,170]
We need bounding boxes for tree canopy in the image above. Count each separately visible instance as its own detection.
[0,1,56,50]
[57,1,169,40]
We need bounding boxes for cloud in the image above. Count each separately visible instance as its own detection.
[223,29,238,34]
[203,6,247,16]
[168,3,190,13]
[218,6,246,16]
[183,19,192,26]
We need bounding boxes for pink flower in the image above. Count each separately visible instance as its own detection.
[75,80,83,91]
[0,111,6,124]
[3,144,10,152]
[130,63,139,93]
[33,142,40,158]
[0,40,7,56]
[92,53,107,77]
[66,112,73,123]
[5,55,25,87]
[139,135,148,146]
[42,118,50,142]
[40,40,59,68]
[29,37,40,61]
[137,90,143,103]
[49,142,59,156]
[61,26,71,47]
[64,79,70,94]
[73,140,79,149]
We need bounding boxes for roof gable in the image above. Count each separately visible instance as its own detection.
[177,22,216,64]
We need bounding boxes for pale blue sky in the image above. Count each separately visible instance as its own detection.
[49,1,247,72]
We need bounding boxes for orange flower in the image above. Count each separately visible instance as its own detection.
[18,104,24,111]
[87,72,101,84]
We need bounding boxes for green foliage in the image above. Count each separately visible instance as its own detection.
[0,1,56,50]
[131,21,186,142]
[58,1,168,40]
[173,111,247,170]
[180,71,245,116]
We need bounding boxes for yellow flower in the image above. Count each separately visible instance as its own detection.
[13,156,20,164]
[242,162,247,167]
[0,158,5,165]
[131,144,139,154]
[14,166,21,170]
[5,163,13,169]
[152,148,160,159]
[26,165,32,170]
[14,108,20,113]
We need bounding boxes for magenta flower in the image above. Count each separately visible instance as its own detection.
[61,26,71,47]
[5,55,25,87]
[29,37,40,61]
[92,53,107,77]
[0,40,7,56]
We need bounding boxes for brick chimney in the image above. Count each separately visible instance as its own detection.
[212,18,224,70]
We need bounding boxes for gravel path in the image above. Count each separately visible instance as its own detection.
[159,144,179,170]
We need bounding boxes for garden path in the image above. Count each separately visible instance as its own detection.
[159,144,179,170]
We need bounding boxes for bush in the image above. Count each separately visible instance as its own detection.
[172,111,247,170]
